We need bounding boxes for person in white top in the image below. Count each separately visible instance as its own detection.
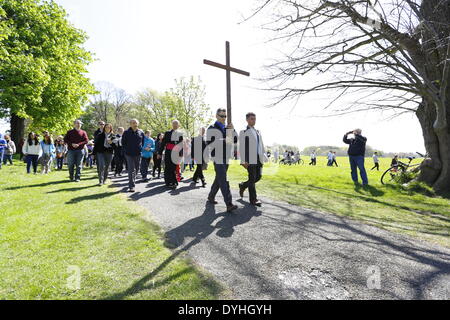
[3,134,16,166]
[371,152,380,171]
[327,151,334,166]
[309,150,317,166]
[22,132,42,174]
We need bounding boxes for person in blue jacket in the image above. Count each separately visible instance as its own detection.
[140,130,155,183]
[40,134,56,174]
[0,133,7,169]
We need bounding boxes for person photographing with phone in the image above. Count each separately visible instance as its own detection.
[343,129,368,186]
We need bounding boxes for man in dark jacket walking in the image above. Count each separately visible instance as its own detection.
[121,119,145,192]
[343,129,368,186]
[191,127,207,187]
[206,108,238,213]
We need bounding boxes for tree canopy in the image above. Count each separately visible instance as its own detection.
[0,0,95,137]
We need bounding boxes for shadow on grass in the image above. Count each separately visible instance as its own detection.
[309,185,450,220]
[66,191,121,204]
[104,201,261,300]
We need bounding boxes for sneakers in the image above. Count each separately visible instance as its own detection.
[227,204,238,212]
[251,200,262,207]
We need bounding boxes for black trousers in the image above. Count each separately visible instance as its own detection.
[371,163,380,171]
[114,152,125,175]
[164,151,177,186]
[193,164,205,182]
[309,159,316,165]
[241,163,263,203]
[153,153,162,177]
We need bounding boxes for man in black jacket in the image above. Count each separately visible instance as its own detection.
[238,112,267,207]
[343,129,369,186]
[112,127,125,177]
[191,127,207,187]
[159,120,183,189]
[206,108,238,213]
[122,119,145,192]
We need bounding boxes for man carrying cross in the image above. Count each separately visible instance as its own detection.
[206,108,238,212]
[203,41,250,213]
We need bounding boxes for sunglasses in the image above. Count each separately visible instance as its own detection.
[218,115,227,119]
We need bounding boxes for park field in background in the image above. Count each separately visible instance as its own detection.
[200,156,450,247]
[0,163,224,300]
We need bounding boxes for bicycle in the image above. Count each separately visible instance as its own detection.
[380,152,426,185]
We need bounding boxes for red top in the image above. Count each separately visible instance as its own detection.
[64,129,89,151]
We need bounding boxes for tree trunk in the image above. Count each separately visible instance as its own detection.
[416,100,450,195]
[414,0,450,195]
[10,113,26,147]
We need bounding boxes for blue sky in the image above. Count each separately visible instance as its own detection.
[1,0,425,153]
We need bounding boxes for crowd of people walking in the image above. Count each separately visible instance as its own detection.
[1,111,396,211]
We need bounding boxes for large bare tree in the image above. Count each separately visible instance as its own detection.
[249,0,450,194]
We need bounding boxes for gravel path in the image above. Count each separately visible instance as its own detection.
[112,176,450,300]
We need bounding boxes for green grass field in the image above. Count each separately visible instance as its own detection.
[199,156,450,247]
[1,155,449,300]
[0,162,225,300]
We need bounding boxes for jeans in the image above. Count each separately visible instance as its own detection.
[0,150,4,168]
[241,163,263,203]
[40,153,53,173]
[67,150,84,181]
[3,154,13,165]
[140,157,152,180]
[125,155,141,189]
[26,155,39,173]
[97,152,113,184]
[56,157,64,170]
[349,155,368,185]
[208,163,232,206]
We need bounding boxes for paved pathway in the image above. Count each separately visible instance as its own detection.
[112,176,450,300]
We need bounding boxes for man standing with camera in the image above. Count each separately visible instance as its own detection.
[343,129,368,186]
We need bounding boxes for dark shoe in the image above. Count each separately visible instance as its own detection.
[129,188,135,193]
[227,204,238,212]
[239,183,245,198]
[208,197,218,205]
[201,180,207,188]
[251,200,262,207]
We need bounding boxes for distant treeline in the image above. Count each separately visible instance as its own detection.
[267,144,423,158]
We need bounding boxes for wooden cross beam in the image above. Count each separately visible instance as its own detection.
[203,41,250,125]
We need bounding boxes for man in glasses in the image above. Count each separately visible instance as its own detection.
[206,108,238,213]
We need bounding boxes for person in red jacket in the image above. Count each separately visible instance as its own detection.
[64,120,89,182]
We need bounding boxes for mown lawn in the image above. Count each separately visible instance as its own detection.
[199,156,450,247]
[0,161,224,300]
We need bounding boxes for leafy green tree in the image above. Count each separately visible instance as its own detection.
[134,77,213,137]
[0,0,95,145]
[170,76,213,137]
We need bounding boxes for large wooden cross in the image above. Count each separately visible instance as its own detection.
[204,41,250,125]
